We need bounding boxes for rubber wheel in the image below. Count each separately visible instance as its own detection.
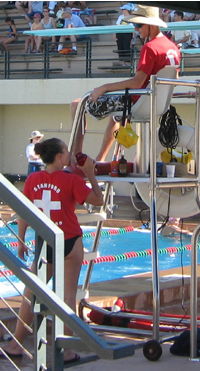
[143,340,162,361]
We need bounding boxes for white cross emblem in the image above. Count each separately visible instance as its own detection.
[34,190,61,218]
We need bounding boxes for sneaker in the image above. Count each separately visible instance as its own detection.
[68,49,77,56]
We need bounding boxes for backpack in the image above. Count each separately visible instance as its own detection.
[170,329,200,356]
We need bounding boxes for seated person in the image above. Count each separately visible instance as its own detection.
[160,218,192,236]
[57,7,87,55]
[15,1,28,15]
[171,11,192,48]
[37,7,57,51]
[24,1,44,24]
[71,5,180,162]
[0,17,17,53]
[30,13,43,53]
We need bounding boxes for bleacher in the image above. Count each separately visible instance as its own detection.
[0,1,200,79]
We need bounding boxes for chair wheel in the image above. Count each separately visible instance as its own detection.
[143,340,162,361]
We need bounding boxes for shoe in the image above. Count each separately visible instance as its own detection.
[63,353,80,365]
[0,349,23,358]
[68,49,77,56]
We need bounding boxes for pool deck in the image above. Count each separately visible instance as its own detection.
[0,196,200,370]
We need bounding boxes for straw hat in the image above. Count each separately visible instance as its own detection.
[124,5,167,28]
[29,130,44,140]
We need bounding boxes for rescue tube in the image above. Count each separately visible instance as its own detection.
[135,126,199,218]
[80,299,198,333]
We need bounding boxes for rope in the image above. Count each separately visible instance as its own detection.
[0,243,196,277]
[2,226,135,247]
[158,105,182,150]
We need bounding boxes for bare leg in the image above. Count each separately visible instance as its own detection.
[58,35,66,51]
[24,36,30,53]
[0,238,83,361]
[35,36,42,52]
[69,35,76,49]
[15,1,27,15]
[70,98,86,157]
[95,117,120,161]
[0,262,37,355]
[1,36,15,51]
[63,237,83,361]
[30,35,35,52]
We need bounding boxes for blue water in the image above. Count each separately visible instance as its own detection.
[0,224,197,298]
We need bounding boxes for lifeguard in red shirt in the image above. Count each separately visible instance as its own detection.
[71,5,181,162]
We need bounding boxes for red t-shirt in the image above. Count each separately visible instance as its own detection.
[23,170,91,239]
[132,34,181,103]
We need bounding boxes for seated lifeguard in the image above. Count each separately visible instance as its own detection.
[71,5,180,162]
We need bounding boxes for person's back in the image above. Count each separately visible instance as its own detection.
[136,34,180,100]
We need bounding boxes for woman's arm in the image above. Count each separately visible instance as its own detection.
[79,157,104,206]
[11,24,17,35]
[51,18,57,29]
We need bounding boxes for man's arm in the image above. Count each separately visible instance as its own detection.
[90,70,148,102]
[174,35,190,44]
[174,31,191,45]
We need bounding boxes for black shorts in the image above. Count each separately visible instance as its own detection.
[47,235,80,264]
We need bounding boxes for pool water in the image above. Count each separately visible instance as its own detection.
[0,224,197,298]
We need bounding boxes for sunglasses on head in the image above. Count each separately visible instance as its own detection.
[133,23,144,29]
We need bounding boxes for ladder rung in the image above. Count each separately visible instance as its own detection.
[83,251,99,261]
[77,212,107,224]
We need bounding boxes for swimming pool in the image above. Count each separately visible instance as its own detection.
[0,224,198,298]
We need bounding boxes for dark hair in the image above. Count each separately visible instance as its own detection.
[174,11,184,19]
[5,17,15,24]
[35,138,64,164]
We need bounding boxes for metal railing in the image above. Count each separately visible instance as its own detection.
[0,40,140,79]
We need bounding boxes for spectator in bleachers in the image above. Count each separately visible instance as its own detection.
[15,1,28,15]
[48,1,58,15]
[0,17,17,53]
[184,12,200,48]
[47,1,87,15]
[57,7,86,55]
[23,1,44,24]
[171,11,192,48]
[161,9,175,22]
[115,3,135,67]
[36,7,57,51]
[30,13,43,53]
[24,32,35,53]
[183,12,198,21]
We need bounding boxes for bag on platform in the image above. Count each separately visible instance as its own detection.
[170,329,200,357]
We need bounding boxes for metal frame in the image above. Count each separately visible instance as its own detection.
[1,75,200,368]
